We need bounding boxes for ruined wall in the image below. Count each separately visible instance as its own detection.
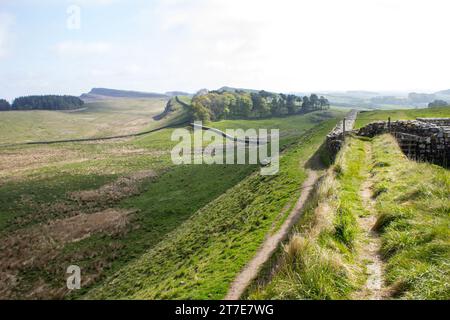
[416,118,450,126]
[326,110,358,158]
[357,119,450,167]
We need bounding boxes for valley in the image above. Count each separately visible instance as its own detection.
[0,95,343,299]
[0,91,448,300]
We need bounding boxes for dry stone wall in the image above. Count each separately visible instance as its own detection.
[357,118,450,167]
[326,110,358,158]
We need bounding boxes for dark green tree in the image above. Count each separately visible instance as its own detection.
[11,95,84,110]
[0,99,11,111]
[428,100,448,108]
[319,96,330,109]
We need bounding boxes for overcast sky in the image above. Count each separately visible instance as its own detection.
[0,0,449,101]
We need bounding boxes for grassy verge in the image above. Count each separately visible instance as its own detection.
[248,133,450,300]
[370,135,450,299]
[247,136,370,299]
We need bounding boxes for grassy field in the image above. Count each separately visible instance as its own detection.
[355,106,450,128]
[0,101,343,299]
[248,133,449,300]
[0,98,169,144]
[86,119,339,299]
[212,110,342,148]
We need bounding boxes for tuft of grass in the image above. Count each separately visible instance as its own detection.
[333,164,343,177]
[333,206,357,248]
[372,182,388,198]
[373,161,390,168]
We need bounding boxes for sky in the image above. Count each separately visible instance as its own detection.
[0,0,449,101]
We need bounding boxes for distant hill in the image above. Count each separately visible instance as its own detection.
[435,89,450,95]
[408,92,436,104]
[165,91,191,97]
[346,90,379,95]
[80,88,169,101]
[217,86,260,94]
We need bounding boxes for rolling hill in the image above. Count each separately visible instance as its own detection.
[80,88,170,102]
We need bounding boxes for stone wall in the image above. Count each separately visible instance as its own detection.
[357,119,450,167]
[416,118,450,126]
[326,110,358,158]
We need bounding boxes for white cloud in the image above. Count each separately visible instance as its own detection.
[70,0,119,6]
[55,40,112,56]
[5,0,450,98]
[137,0,450,92]
[0,12,14,58]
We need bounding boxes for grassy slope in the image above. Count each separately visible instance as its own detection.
[0,107,342,298]
[213,110,341,146]
[249,134,449,300]
[86,119,339,299]
[0,98,168,144]
[355,106,450,128]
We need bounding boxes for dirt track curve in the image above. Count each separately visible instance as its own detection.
[225,168,319,300]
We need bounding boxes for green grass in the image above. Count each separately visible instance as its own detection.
[249,133,450,300]
[247,137,368,300]
[0,98,168,144]
[0,106,343,299]
[212,110,342,147]
[85,119,339,299]
[60,163,255,299]
[370,135,450,299]
[355,106,450,128]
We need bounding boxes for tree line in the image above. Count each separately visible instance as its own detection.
[0,99,10,111]
[0,95,84,111]
[190,90,330,121]
[428,99,449,108]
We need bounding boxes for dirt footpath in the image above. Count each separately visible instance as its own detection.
[225,169,319,300]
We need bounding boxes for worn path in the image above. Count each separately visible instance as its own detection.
[225,168,319,300]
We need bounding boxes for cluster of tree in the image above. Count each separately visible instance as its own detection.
[11,95,84,111]
[190,90,330,121]
[428,99,449,108]
[0,99,11,111]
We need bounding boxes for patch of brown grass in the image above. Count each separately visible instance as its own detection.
[0,208,134,299]
[68,170,157,205]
